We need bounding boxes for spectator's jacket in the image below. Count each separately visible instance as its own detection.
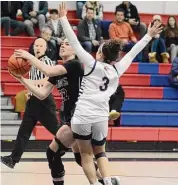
[116,2,140,25]
[169,57,178,87]
[29,36,58,62]
[47,19,65,38]
[164,27,178,47]
[77,18,102,42]
[82,1,103,20]
[109,20,136,42]
[1,1,22,20]
[22,1,48,20]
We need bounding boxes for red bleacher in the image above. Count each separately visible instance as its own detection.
[66,10,178,25]
[34,126,178,141]
[1,10,178,142]
[1,82,164,99]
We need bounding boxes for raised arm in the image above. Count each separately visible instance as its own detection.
[115,34,151,76]
[115,22,163,77]
[59,3,95,67]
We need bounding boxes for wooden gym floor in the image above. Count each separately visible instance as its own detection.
[1,152,178,185]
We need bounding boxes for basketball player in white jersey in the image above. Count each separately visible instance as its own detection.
[59,2,163,185]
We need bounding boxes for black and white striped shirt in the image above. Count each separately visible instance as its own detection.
[29,55,55,80]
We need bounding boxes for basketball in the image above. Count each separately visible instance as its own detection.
[8,54,32,77]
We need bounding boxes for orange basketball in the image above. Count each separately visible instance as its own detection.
[8,54,32,77]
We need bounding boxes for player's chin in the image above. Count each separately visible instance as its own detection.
[60,52,66,57]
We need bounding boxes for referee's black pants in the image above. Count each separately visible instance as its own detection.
[11,94,59,163]
[109,85,125,126]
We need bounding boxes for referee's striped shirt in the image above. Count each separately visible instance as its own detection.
[29,55,55,80]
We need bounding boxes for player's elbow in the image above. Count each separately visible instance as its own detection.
[38,91,48,100]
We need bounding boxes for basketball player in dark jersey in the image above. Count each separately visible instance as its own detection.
[12,38,121,185]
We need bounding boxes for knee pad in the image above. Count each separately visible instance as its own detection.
[95,152,107,160]
[46,147,55,169]
[74,153,82,166]
[53,181,64,185]
[54,136,69,156]
[74,152,98,171]
[51,153,65,178]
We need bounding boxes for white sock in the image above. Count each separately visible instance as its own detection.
[103,177,112,185]
[91,182,102,185]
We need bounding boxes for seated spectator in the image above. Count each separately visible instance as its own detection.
[168,57,178,88]
[82,1,103,21]
[47,9,65,46]
[1,1,26,36]
[29,26,58,61]
[148,15,169,63]
[116,1,147,39]
[109,8,142,62]
[76,1,86,19]
[22,1,48,36]
[78,7,102,53]
[164,16,178,63]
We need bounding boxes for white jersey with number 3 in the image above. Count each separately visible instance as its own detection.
[74,61,118,123]
[60,16,152,124]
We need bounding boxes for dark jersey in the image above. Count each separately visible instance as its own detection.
[48,59,84,124]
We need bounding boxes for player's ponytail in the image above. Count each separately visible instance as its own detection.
[102,39,122,63]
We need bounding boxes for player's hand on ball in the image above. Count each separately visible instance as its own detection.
[59,2,67,18]
[14,49,32,61]
[147,22,163,38]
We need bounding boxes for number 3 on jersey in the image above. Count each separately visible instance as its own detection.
[100,77,109,91]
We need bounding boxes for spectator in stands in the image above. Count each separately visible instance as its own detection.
[76,1,86,19]
[1,1,26,36]
[168,57,178,88]
[78,7,102,53]
[47,9,65,46]
[148,15,169,63]
[116,1,147,39]
[22,1,48,36]
[29,26,59,61]
[109,8,142,62]
[164,16,178,63]
[82,1,103,21]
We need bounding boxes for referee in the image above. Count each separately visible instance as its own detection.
[1,38,59,168]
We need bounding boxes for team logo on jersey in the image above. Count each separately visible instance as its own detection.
[56,77,68,88]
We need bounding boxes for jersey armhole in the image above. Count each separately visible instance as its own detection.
[84,60,97,77]
[113,65,119,75]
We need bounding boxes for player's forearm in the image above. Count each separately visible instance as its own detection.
[28,55,51,76]
[115,34,152,76]
[60,16,83,53]
[20,78,47,100]
[60,16,94,66]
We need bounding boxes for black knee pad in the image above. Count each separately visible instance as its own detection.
[51,152,65,178]
[46,147,55,169]
[53,181,64,185]
[95,152,107,160]
[54,136,69,156]
[74,152,98,171]
[74,153,82,166]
